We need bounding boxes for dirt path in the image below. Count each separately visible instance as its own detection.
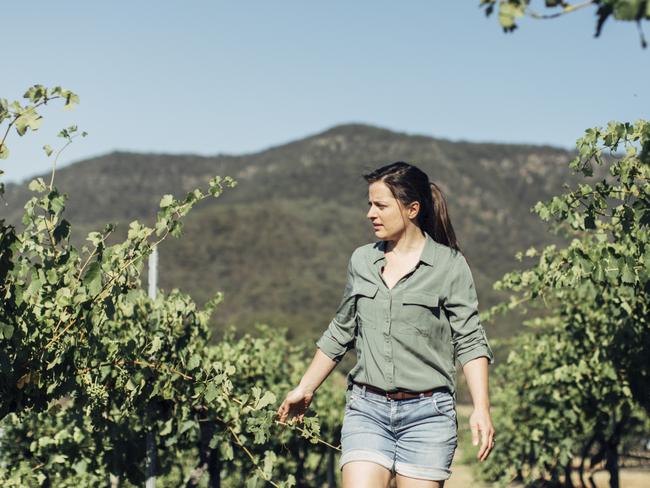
[446,445,488,488]
[446,446,650,488]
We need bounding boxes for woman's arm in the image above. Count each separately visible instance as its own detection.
[276,348,337,424]
[445,254,496,461]
[299,348,338,394]
[463,356,495,461]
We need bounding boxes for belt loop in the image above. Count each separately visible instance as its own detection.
[361,384,367,396]
[419,392,424,398]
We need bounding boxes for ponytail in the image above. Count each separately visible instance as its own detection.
[421,181,461,253]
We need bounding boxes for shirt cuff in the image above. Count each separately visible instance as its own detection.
[457,347,495,367]
[315,334,346,363]
[456,327,495,367]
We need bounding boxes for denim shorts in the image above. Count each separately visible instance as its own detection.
[338,383,458,481]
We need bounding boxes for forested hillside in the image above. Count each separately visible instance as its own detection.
[2,123,600,349]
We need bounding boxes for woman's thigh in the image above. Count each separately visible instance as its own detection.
[342,460,393,488]
[395,473,444,488]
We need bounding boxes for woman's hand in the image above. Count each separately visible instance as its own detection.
[469,407,495,462]
[276,385,314,424]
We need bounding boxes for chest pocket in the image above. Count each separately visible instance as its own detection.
[353,281,380,330]
[399,290,441,336]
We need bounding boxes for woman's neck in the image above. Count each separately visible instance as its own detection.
[385,228,426,256]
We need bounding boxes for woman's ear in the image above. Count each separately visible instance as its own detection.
[408,201,420,220]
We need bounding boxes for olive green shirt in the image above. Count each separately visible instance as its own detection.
[315,230,494,398]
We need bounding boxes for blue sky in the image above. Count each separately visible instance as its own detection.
[2,1,648,184]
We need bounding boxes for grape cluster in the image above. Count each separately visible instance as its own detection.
[84,377,109,415]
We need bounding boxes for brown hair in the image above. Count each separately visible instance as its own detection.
[362,161,461,253]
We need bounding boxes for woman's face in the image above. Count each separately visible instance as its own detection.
[367,180,419,240]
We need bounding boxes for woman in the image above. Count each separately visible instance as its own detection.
[276,162,495,488]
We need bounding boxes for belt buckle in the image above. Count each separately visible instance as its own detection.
[387,391,404,401]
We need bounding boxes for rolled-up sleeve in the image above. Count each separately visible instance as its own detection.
[445,255,495,367]
[315,256,357,363]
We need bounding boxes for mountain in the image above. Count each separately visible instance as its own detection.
[1,123,595,360]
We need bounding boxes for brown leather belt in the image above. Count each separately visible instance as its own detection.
[350,380,448,401]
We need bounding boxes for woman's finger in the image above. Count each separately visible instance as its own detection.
[477,426,488,460]
[470,421,480,447]
[483,431,495,460]
[479,427,494,461]
[277,400,289,421]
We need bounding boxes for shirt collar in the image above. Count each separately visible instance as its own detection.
[370,230,436,266]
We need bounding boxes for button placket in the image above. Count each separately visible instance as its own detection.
[375,257,421,391]
[385,286,394,388]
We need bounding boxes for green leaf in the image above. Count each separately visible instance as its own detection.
[86,231,103,247]
[0,143,9,159]
[262,450,277,478]
[179,420,194,434]
[51,454,67,464]
[620,299,633,315]
[43,144,53,157]
[221,442,234,461]
[83,262,103,296]
[72,459,88,475]
[613,0,643,20]
[160,194,174,208]
[621,262,635,284]
[63,92,80,109]
[255,391,276,411]
[28,178,47,192]
[46,269,58,284]
[148,336,162,354]
[187,354,201,371]
[1,323,14,339]
[169,220,183,238]
[14,107,43,136]
[204,383,218,403]
[25,277,43,297]
[49,194,65,214]
[498,2,524,31]
[159,418,173,436]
